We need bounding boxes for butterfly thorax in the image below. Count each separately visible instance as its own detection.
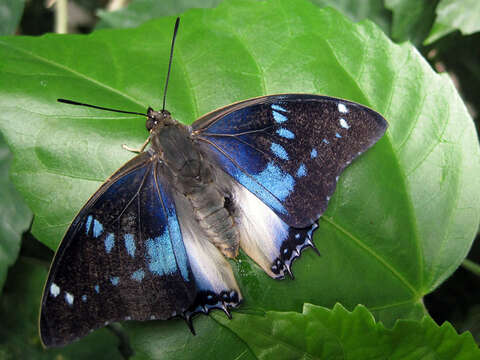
[148,111,240,259]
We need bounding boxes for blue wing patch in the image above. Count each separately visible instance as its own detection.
[229,176,317,279]
[194,94,387,228]
[192,94,387,277]
[40,152,195,347]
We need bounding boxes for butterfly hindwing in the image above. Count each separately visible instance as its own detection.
[193,94,387,228]
[229,176,318,278]
[40,152,196,347]
[170,187,242,319]
[193,94,387,277]
[41,92,387,345]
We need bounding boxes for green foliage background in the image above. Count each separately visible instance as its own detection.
[0,0,479,359]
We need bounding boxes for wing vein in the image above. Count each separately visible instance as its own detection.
[113,164,152,225]
[197,137,283,206]
[200,125,274,137]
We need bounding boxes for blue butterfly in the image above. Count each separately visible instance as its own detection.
[40,18,388,347]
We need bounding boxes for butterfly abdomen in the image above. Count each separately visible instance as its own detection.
[157,124,240,259]
[189,184,239,259]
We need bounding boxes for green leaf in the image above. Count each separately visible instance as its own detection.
[0,0,25,35]
[309,0,391,35]
[0,258,123,359]
[96,0,225,29]
[128,315,256,359]
[385,0,438,45]
[0,132,32,293]
[425,0,480,45]
[0,0,479,354]
[209,303,480,360]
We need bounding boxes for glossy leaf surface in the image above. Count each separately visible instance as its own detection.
[210,303,480,360]
[0,0,25,35]
[96,0,224,29]
[384,0,437,45]
[0,0,478,355]
[0,133,31,293]
[425,0,480,44]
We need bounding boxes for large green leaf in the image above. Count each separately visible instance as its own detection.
[128,304,480,359]
[97,0,392,35]
[0,0,25,35]
[0,132,32,293]
[425,0,480,45]
[385,0,438,45]
[209,303,480,360]
[0,0,478,355]
[96,0,224,29]
[310,0,391,34]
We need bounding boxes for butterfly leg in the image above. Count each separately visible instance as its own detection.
[183,314,196,335]
[122,136,151,153]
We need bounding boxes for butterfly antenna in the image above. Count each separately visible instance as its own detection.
[57,99,148,116]
[162,17,180,112]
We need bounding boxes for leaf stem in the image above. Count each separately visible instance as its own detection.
[107,323,133,359]
[55,0,68,34]
[461,259,480,277]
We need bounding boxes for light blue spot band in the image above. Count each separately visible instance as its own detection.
[272,109,287,123]
[296,164,307,177]
[93,219,103,238]
[124,233,136,257]
[146,233,177,276]
[104,233,115,253]
[131,269,145,282]
[85,215,93,234]
[270,143,289,160]
[276,128,294,139]
[271,104,285,112]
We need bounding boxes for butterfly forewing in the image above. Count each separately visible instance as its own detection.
[193,94,388,228]
[40,152,196,347]
[41,93,387,345]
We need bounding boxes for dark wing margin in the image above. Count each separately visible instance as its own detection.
[192,94,388,228]
[40,151,196,347]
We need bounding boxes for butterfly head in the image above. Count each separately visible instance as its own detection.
[146,107,177,132]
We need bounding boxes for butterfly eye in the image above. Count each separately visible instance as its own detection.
[146,118,156,131]
[161,110,171,119]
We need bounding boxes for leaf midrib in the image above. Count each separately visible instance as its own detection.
[0,40,146,109]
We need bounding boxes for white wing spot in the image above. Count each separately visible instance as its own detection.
[339,118,350,129]
[65,292,74,305]
[50,283,60,297]
[338,103,348,113]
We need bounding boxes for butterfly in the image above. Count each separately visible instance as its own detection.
[39,17,388,347]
